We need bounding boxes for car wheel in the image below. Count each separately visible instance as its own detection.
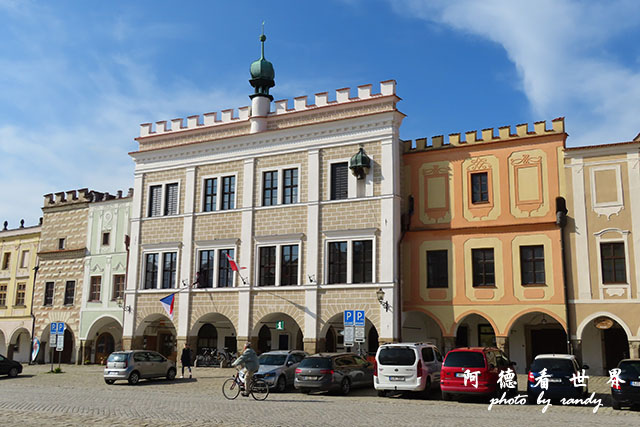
[341,378,351,395]
[611,399,621,410]
[442,391,452,401]
[104,379,115,385]
[423,378,432,398]
[276,375,287,393]
[8,367,19,378]
[128,371,140,385]
[377,390,387,397]
[166,367,176,380]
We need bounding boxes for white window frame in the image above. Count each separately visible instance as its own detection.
[594,228,631,298]
[140,243,181,290]
[257,164,301,207]
[20,250,29,269]
[254,234,303,287]
[323,229,377,285]
[193,239,239,289]
[146,180,181,218]
[200,173,238,212]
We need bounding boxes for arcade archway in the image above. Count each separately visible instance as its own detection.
[454,313,496,348]
[252,313,303,354]
[136,314,177,361]
[507,311,566,372]
[580,314,630,375]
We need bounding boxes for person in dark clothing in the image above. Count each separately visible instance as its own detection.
[181,343,193,378]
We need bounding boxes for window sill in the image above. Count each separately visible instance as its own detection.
[601,282,628,286]
[13,305,26,308]
[64,303,75,307]
[255,203,302,211]
[470,201,490,205]
[521,283,547,287]
[472,285,496,288]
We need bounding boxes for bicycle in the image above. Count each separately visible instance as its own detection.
[222,369,269,401]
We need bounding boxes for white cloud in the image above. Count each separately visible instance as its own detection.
[391,0,640,146]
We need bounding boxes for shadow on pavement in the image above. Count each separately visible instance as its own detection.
[0,374,36,380]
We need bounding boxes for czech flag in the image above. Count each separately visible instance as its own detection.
[160,293,175,320]
[225,253,239,272]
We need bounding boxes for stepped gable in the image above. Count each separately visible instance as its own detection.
[402,117,565,153]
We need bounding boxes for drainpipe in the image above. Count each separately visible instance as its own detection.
[396,195,414,343]
[556,197,572,354]
[29,264,39,364]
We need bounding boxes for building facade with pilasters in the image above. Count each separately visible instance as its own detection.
[122,40,403,360]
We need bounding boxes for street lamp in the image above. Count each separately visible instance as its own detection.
[117,296,131,313]
[376,288,390,312]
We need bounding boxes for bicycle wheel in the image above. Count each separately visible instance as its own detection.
[222,378,241,400]
[251,379,270,401]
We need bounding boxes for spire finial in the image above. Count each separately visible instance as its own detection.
[260,21,266,58]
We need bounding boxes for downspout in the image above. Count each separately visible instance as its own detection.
[396,195,414,343]
[556,196,572,354]
[29,264,39,364]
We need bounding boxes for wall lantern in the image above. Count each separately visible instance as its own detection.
[376,288,390,312]
[349,147,371,179]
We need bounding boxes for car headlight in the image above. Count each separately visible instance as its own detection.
[264,372,276,378]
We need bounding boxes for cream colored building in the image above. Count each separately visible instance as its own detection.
[564,140,640,374]
[123,40,403,359]
[0,221,40,362]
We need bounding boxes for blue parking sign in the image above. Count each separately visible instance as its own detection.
[343,310,354,326]
[56,322,65,334]
[50,323,57,335]
[355,310,365,326]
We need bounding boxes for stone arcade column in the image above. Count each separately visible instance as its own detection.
[629,340,640,359]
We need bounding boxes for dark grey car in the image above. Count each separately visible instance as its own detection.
[294,353,374,395]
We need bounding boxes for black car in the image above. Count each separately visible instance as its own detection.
[527,354,589,402]
[611,359,640,410]
[0,354,23,377]
[294,353,374,395]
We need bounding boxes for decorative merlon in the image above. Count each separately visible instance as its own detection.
[43,188,134,207]
[139,80,397,137]
[402,117,565,153]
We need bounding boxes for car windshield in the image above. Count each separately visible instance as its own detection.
[378,348,416,366]
[298,357,332,369]
[619,361,640,376]
[259,355,287,366]
[531,358,574,373]
[443,351,485,368]
[107,353,128,362]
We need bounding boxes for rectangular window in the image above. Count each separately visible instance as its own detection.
[148,185,162,217]
[64,281,75,305]
[283,168,298,204]
[198,250,215,288]
[331,162,349,200]
[352,240,372,284]
[58,238,65,250]
[102,232,110,246]
[259,246,276,286]
[164,183,179,215]
[15,282,26,306]
[44,282,54,306]
[328,242,348,284]
[0,284,6,306]
[263,171,278,206]
[520,245,545,285]
[203,178,218,212]
[601,242,626,283]
[281,245,299,286]
[472,248,495,287]
[218,249,234,288]
[2,253,10,269]
[471,172,489,204]
[427,250,449,288]
[112,274,125,300]
[161,252,177,289]
[89,276,101,302]
[144,254,159,289]
[20,250,29,268]
[221,176,236,210]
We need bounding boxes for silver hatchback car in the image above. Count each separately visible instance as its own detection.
[104,350,176,385]
[254,350,307,392]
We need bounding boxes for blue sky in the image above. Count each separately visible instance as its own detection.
[1,0,639,227]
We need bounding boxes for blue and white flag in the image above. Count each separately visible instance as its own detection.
[160,293,175,320]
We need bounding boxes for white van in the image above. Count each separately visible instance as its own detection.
[374,342,443,396]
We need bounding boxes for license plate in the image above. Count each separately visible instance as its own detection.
[109,371,118,375]
[302,376,318,381]
[548,378,562,383]
[631,381,640,387]
[455,373,464,378]
[389,376,405,382]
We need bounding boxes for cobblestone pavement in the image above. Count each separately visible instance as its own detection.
[0,365,638,426]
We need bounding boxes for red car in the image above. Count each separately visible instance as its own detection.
[440,347,517,401]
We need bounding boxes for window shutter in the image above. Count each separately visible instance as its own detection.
[149,185,162,217]
[165,183,179,215]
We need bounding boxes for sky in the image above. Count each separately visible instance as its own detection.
[1,0,639,228]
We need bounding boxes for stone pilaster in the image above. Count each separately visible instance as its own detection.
[629,340,640,359]
[303,338,318,355]
[496,336,509,355]
[443,336,456,353]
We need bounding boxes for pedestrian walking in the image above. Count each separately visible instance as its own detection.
[181,343,193,379]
